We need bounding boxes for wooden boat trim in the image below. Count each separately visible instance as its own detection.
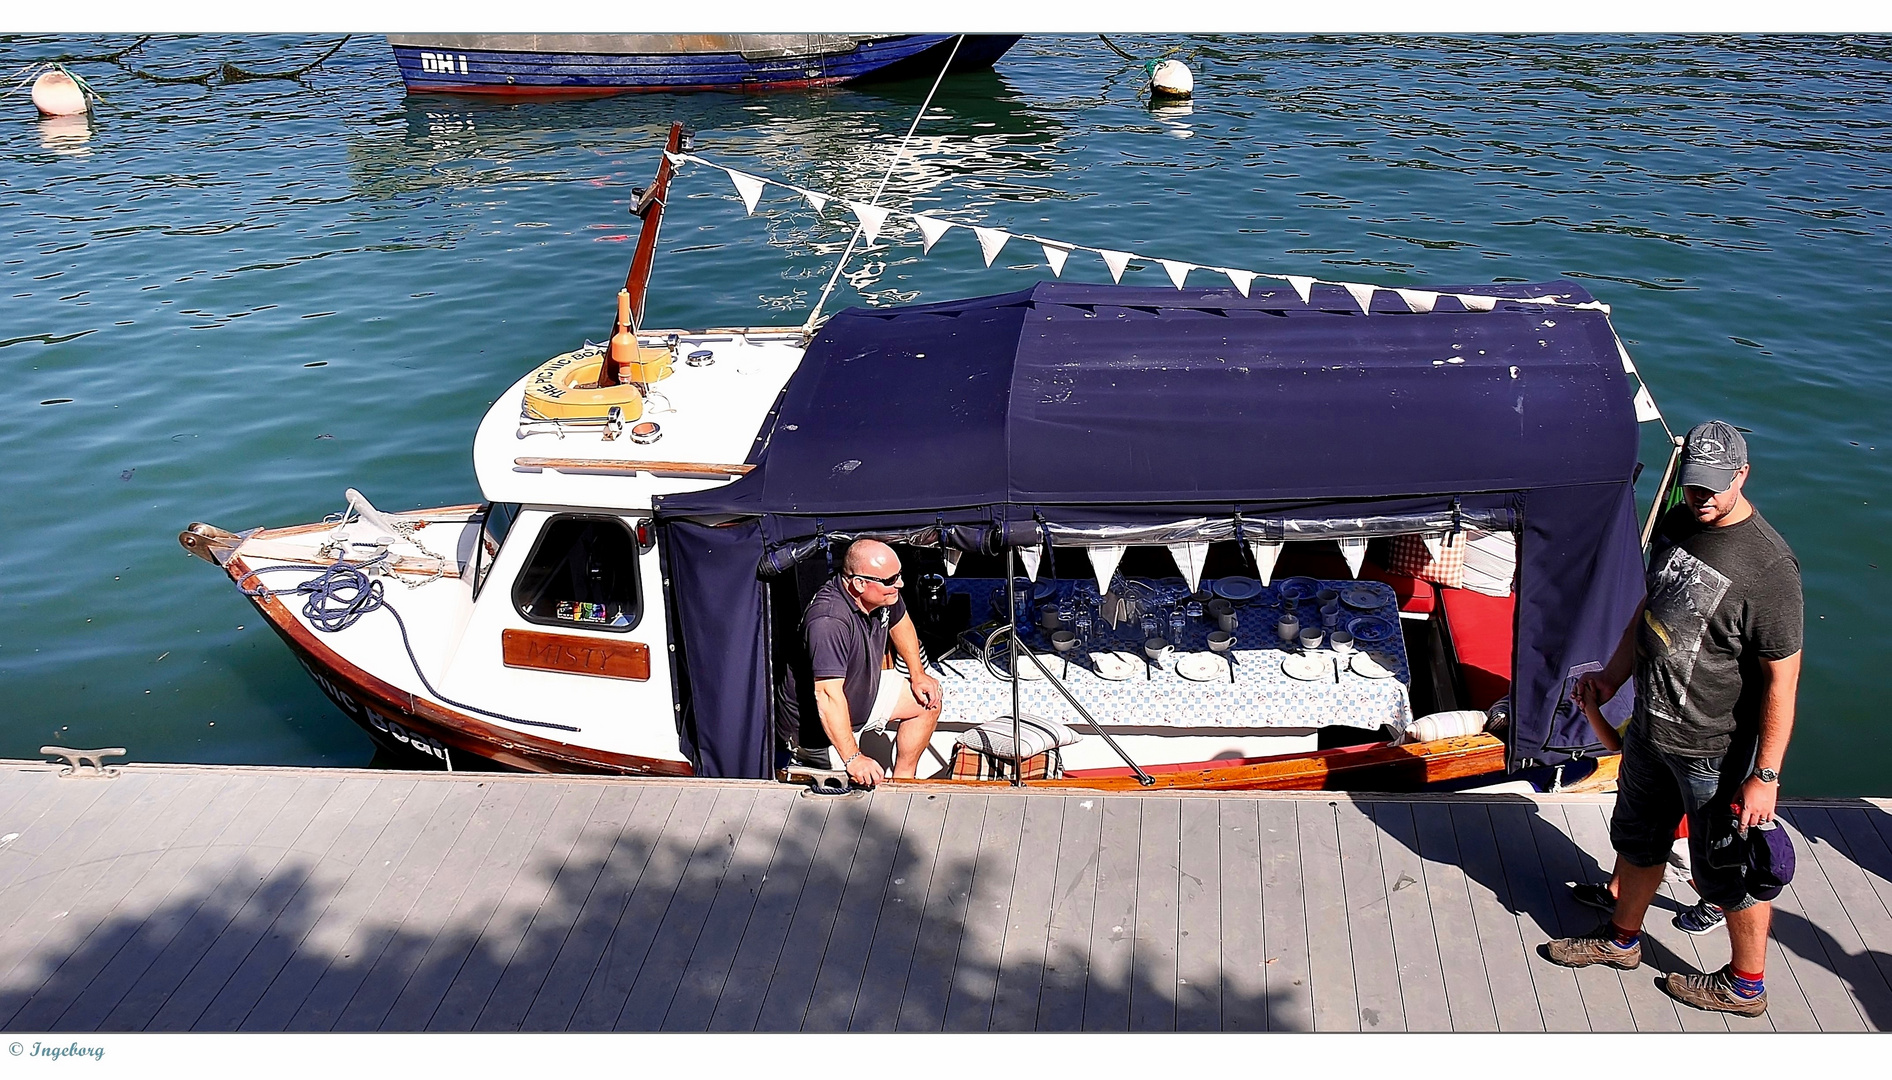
[226,550,693,777]
[513,457,753,479]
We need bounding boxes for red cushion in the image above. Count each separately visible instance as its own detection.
[1437,585,1515,710]
[1359,562,1436,615]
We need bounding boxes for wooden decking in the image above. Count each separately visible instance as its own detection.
[1,760,1889,1032]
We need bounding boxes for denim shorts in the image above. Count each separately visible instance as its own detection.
[1609,720,1762,912]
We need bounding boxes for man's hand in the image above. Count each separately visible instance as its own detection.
[846,753,887,788]
[909,669,941,710]
[1738,776,1778,829]
[1575,670,1620,708]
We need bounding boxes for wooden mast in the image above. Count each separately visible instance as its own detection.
[599,120,684,388]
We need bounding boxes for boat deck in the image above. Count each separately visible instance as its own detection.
[1,761,1888,1032]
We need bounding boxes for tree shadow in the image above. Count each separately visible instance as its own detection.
[0,773,1306,1033]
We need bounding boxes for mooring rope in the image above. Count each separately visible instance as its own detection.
[802,34,965,336]
[237,559,581,734]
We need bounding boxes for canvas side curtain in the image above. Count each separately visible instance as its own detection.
[659,517,772,778]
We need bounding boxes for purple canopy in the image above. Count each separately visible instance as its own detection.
[656,280,1647,778]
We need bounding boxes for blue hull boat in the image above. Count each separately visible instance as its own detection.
[388,33,1021,96]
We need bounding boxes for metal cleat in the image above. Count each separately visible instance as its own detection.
[780,764,853,795]
[40,746,126,778]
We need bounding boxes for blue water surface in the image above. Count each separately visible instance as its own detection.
[1,34,1887,794]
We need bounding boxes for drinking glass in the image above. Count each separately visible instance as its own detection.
[1140,613,1161,643]
[1075,609,1094,645]
[1169,610,1186,646]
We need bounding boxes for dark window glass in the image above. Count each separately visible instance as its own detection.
[511,514,642,631]
[472,502,522,600]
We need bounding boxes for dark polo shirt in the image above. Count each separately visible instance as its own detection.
[777,575,907,745]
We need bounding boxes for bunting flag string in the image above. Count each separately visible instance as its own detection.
[667,150,1624,317]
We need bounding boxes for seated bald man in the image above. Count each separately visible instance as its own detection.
[777,539,943,786]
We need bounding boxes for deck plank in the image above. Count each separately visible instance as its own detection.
[1298,799,1358,1031]
[704,793,835,1032]
[847,789,952,1032]
[1336,799,1404,1032]
[290,777,500,1031]
[942,792,1028,1031]
[1816,806,1892,1031]
[0,771,129,903]
[892,792,988,1032]
[1556,799,1690,1032]
[1078,796,1139,1032]
[329,779,531,1032]
[1488,801,1589,1031]
[1407,801,1500,1031]
[1254,798,1313,1031]
[146,775,382,1031]
[1785,807,1892,1031]
[1215,799,1267,1032]
[800,789,917,1032]
[235,778,451,1032]
[1367,801,1450,1031]
[749,792,874,1031]
[565,785,724,1031]
[430,783,610,1032]
[657,787,798,1032]
[3,773,269,1032]
[1764,813,1871,1031]
[1127,797,1181,1032]
[1024,793,1099,1032]
[1174,798,1223,1032]
[1526,802,1634,1033]
[987,794,1065,1032]
[1447,801,1543,1031]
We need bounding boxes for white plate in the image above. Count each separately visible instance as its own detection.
[1175,653,1226,681]
[1090,650,1141,681]
[1342,586,1380,609]
[1009,653,1051,680]
[1281,653,1330,681]
[1212,576,1262,601]
[1350,652,1396,679]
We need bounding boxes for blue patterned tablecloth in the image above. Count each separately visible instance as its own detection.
[927,578,1414,731]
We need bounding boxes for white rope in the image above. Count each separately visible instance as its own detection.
[801,34,964,336]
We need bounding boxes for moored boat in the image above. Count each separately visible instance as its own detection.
[181,124,1672,793]
[388,34,1022,96]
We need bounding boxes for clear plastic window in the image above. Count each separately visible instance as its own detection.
[511,514,642,632]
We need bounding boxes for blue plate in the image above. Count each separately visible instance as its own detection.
[1034,578,1060,600]
[1278,576,1320,601]
[1348,615,1396,644]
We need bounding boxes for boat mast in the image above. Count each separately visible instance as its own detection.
[599,121,684,386]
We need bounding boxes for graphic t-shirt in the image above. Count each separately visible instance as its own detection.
[777,576,907,744]
[1637,504,1802,757]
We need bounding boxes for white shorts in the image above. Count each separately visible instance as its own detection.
[862,675,906,733]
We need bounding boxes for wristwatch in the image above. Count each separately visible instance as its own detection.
[1751,767,1779,784]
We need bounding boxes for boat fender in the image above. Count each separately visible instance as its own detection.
[1406,709,1490,744]
[1149,59,1193,99]
[32,69,88,116]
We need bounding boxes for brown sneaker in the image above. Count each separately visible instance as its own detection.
[1663,966,1767,1016]
[1542,925,1642,969]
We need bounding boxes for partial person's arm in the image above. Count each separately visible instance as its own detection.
[1576,679,1623,753]
[813,677,885,787]
[889,611,940,708]
[1738,651,1800,827]
[1578,600,1645,706]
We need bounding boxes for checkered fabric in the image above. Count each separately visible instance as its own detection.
[950,742,1061,781]
[1389,532,1466,589]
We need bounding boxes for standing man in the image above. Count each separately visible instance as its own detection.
[777,539,943,787]
[1543,420,1803,1017]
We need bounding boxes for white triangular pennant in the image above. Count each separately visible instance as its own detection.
[1158,259,1194,290]
[1395,288,1438,314]
[1615,336,1639,374]
[914,214,953,253]
[1421,534,1443,561]
[1040,242,1072,277]
[1223,268,1255,297]
[1633,383,1662,423]
[1018,544,1042,582]
[942,547,963,576]
[727,170,766,216]
[973,226,1011,267]
[847,202,889,244]
[1088,544,1125,594]
[794,187,829,213]
[1344,282,1377,314]
[664,151,688,167]
[1097,249,1132,284]
[1166,542,1210,592]
[1286,275,1315,303]
[1458,294,1497,313]
[1247,541,1282,587]
[1338,537,1367,578]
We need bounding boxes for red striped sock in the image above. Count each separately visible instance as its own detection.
[1729,967,1765,998]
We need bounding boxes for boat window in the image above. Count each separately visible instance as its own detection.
[511,514,642,632]
[471,502,522,600]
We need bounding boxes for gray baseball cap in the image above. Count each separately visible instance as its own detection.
[1678,420,1748,492]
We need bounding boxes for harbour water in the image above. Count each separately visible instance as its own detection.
[2,35,1887,795]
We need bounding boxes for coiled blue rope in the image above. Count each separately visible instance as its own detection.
[237,559,580,734]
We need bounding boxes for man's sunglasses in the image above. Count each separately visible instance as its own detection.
[851,572,904,588]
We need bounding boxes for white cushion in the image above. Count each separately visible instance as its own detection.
[1459,528,1517,597]
[959,713,1083,762]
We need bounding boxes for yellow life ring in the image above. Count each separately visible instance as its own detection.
[521,347,651,421]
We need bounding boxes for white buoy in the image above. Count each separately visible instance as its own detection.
[31,69,88,117]
[1150,59,1194,99]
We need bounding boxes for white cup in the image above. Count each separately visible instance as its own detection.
[1144,637,1174,663]
[1299,627,1325,651]
[1277,615,1300,642]
[1207,630,1235,653]
[1217,612,1238,632]
[1330,630,1355,655]
[1051,630,1078,652]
